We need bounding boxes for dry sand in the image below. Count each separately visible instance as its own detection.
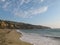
[0,29,33,45]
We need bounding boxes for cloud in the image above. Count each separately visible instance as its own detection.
[2,2,10,10]
[1,0,5,2]
[2,0,31,10]
[41,0,44,2]
[19,0,31,6]
[1,0,48,18]
[13,6,48,18]
[29,6,48,15]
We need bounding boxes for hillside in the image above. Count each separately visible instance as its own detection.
[0,20,51,29]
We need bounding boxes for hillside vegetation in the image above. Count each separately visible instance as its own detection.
[0,20,51,29]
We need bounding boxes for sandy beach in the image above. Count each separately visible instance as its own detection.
[0,29,33,45]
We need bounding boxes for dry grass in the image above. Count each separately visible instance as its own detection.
[0,29,33,45]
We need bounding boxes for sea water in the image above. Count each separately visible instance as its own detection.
[17,29,60,45]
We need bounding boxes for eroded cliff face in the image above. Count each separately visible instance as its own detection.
[0,20,51,29]
[0,29,32,45]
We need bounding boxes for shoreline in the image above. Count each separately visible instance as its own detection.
[16,30,33,45]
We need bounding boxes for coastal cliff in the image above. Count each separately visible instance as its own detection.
[0,20,51,29]
[0,29,33,45]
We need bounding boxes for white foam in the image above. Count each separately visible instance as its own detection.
[17,30,60,45]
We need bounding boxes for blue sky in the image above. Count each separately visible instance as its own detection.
[0,0,60,28]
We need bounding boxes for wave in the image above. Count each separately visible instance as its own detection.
[17,30,60,45]
[44,35,60,40]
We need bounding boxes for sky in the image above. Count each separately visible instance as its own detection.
[0,0,60,28]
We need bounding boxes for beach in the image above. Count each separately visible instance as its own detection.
[1,29,60,45]
[0,29,33,45]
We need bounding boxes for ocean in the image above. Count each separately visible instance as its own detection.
[17,29,60,45]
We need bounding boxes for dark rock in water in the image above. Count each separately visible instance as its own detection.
[0,20,51,29]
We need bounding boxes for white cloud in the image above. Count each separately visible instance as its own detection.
[29,6,48,15]
[1,0,5,2]
[2,0,31,10]
[20,0,31,5]
[13,6,48,18]
[2,2,10,9]
[1,0,48,18]
[41,0,44,2]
